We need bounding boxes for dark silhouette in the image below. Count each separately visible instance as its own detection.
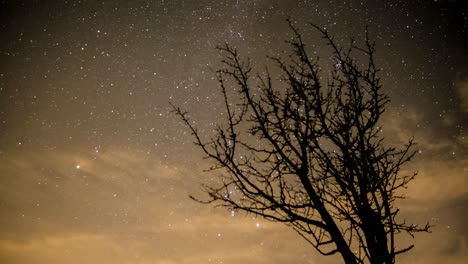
[173,21,430,264]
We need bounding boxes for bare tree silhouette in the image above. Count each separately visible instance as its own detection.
[173,20,430,264]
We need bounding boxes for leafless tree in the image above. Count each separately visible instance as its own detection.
[173,20,430,264]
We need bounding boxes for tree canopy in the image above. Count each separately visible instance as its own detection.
[173,20,430,264]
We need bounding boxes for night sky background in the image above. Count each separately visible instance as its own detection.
[0,0,467,263]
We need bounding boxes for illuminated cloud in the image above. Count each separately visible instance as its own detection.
[455,77,468,113]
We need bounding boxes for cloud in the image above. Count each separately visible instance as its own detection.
[0,233,119,264]
[455,77,468,113]
[0,148,195,237]
[1,118,467,264]
[0,148,317,264]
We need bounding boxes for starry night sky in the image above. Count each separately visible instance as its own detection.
[0,0,467,263]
